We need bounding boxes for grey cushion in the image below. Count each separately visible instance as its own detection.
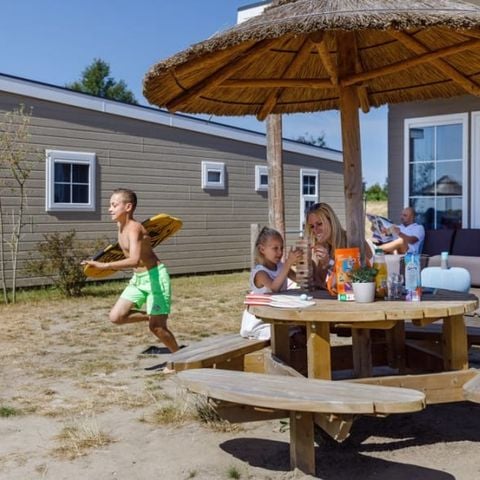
[451,229,480,256]
[422,229,456,256]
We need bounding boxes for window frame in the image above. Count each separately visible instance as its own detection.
[45,149,96,212]
[403,113,468,229]
[299,168,319,230]
[201,161,225,190]
[255,165,268,192]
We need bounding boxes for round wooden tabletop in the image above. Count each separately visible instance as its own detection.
[250,297,479,323]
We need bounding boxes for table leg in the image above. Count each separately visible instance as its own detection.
[306,322,331,379]
[385,321,406,372]
[271,323,290,365]
[290,411,315,475]
[352,328,372,378]
[442,314,468,371]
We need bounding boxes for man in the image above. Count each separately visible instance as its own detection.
[375,207,425,254]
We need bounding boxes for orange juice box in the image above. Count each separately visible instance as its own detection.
[334,247,361,301]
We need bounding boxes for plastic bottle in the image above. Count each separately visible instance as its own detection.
[441,251,449,270]
[373,248,388,298]
[405,253,421,301]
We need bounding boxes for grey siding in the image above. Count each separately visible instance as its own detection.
[0,90,344,287]
[388,95,479,222]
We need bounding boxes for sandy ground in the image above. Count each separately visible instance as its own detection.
[2,288,480,480]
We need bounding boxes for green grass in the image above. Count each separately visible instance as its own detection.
[227,466,241,479]
[0,405,20,417]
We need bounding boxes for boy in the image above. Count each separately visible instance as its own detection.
[82,188,179,353]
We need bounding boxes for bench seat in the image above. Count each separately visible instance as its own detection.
[177,368,425,475]
[168,334,269,371]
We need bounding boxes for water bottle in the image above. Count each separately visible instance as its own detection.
[405,253,421,301]
[441,251,449,270]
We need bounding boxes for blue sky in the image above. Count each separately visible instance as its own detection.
[1,0,387,187]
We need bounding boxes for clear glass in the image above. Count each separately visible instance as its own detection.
[387,273,404,300]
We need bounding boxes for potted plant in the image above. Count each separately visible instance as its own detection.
[351,266,378,303]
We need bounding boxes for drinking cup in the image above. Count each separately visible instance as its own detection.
[387,273,404,300]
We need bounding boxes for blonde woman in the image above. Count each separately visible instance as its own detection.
[305,203,347,289]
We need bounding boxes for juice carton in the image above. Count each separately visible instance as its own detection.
[334,247,361,301]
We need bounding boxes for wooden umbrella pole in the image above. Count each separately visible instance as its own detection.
[337,32,365,261]
[266,114,285,240]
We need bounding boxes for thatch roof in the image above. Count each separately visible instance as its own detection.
[143,0,480,118]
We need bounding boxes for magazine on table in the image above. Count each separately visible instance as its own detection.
[366,213,398,243]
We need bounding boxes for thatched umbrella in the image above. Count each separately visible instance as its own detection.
[143,0,480,256]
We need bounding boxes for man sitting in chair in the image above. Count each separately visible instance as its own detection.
[373,207,425,255]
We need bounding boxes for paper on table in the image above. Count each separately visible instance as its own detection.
[244,293,316,309]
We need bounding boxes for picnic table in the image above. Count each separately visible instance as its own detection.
[250,289,479,403]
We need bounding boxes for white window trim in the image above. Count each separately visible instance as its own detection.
[299,168,319,230]
[255,165,268,192]
[201,161,225,190]
[45,150,96,212]
[403,113,468,228]
[471,112,480,227]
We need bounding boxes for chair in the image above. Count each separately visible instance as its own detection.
[421,266,471,293]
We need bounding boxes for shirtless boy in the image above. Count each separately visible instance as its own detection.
[82,188,179,353]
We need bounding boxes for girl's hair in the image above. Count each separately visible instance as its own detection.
[254,226,283,265]
[113,188,137,211]
[305,203,346,256]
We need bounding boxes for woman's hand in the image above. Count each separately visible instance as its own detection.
[312,244,330,268]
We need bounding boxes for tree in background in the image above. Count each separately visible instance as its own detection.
[0,104,41,303]
[365,181,388,201]
[66,58,138,105]
[294,132,326,148]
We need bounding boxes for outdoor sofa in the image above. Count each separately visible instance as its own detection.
[422,229,480,287]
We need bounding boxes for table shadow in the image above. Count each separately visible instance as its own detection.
[220,437,455,479]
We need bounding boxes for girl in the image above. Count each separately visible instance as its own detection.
[240,226,302,340]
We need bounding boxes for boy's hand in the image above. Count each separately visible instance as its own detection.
[81,260,111,270]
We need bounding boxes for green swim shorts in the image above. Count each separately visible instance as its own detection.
[120,264,171,315]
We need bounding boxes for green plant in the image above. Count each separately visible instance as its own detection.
[351,266,378,283]
[227,466,241,479]
[0,405,20,417]
[26,230,104,297]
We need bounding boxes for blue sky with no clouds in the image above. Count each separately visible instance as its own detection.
[0,0,387,186]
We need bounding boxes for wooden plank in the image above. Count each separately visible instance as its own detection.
[271,324,291,365]
[314,413,353,442]
[307,322,331,379]
[290,411,315,475]
[169,334,269,371]
[352,329,372,378]
[349,369,478,404]
[176,369,426,414]
[385,321,406,372]
[442,314,469,370]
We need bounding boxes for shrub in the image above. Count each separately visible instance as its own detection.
[26,230,103,297]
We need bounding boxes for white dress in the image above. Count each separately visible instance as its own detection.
[239,263,287,340]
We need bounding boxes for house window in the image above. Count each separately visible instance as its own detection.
[300,169,318,229]
[46,150,96,212]
[255,165,268,191]
[201,161,225,190]
[404,114,468,229]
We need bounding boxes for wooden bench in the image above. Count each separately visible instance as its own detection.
[176,369,426,475]
[168,334,269,372]
[405,321,480,346]
[463,370,480,403]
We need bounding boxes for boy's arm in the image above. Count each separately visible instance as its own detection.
[82,225,143,271]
